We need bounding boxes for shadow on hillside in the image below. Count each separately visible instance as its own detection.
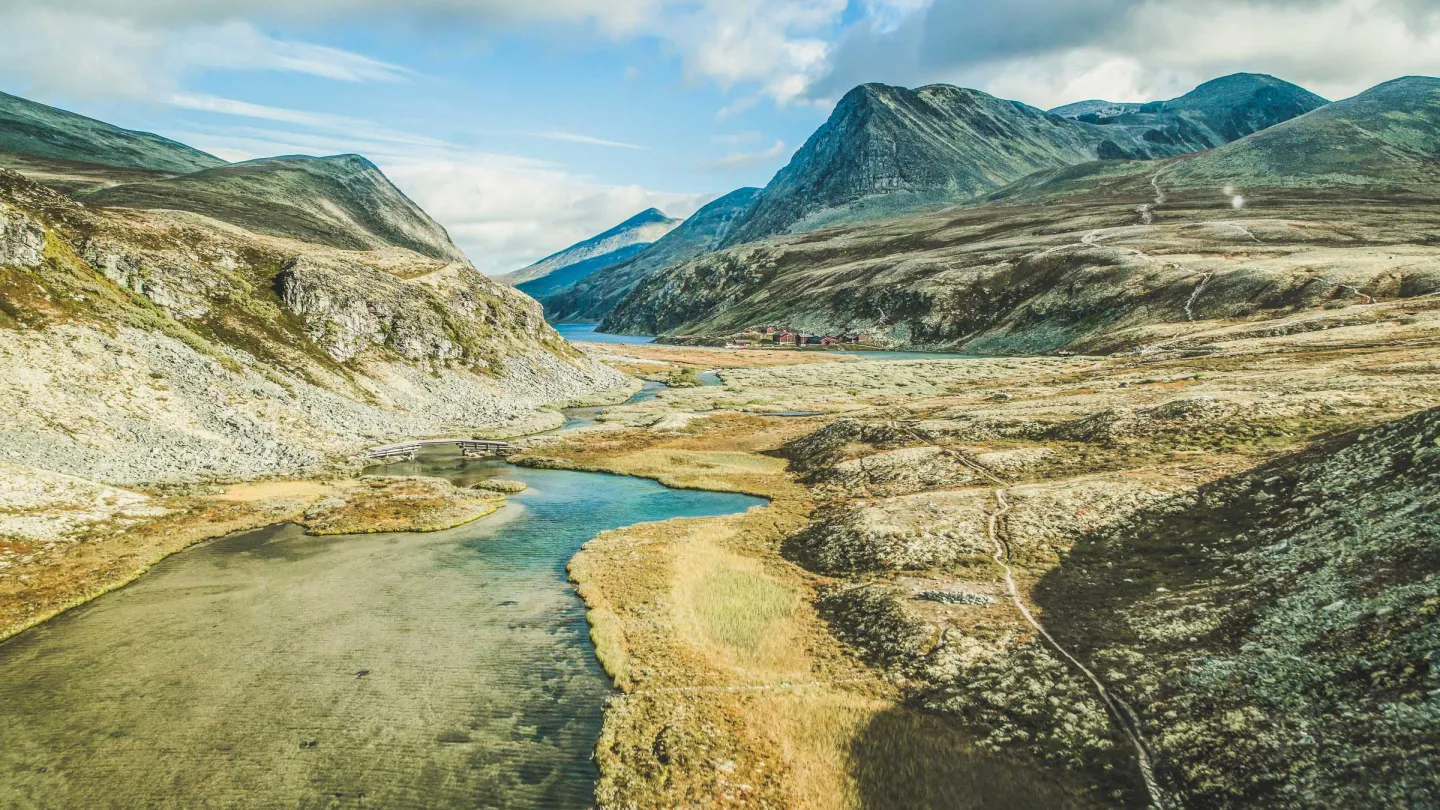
[846,706,1087,810]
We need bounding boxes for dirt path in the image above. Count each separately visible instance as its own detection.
[987,488,1171,809]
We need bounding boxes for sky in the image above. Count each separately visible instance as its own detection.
[1,0,1437,274]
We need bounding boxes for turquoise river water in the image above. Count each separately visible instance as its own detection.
[0,453,764,809]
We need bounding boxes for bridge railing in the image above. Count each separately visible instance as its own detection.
[357,439,518,460]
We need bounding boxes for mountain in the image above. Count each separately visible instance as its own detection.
[515,242,651,301]
[601,76,1440,352]
[1163,75,1440,188]
[1049,100,1144,119]
[995,75,1440,203]
[499,208,681,292]
[722,74,1325,245]
[721,84,1101,245]
[0,90,224,174]
[81,154,468,263]
[1051,74,1328,156]
[541,187,762,323]
[0,95,628,487]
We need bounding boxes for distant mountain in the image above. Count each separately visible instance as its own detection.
[601,75,1439,351]
[1165,75,1440,188]
[0,90,224,174]
[515,241,651,301]
[1049,100,1144,119]
[499,208,681,292]
[548,187,761,324]
[723,74,1325,245]
[82,154,468,263]
[1053,73,1329,156]
[721,84,1101,245]
[995,76,1440,201]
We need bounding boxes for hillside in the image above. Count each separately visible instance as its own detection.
[602,77,1440,350]
[540,187,761,323]
[722,74,1324,245]
[82,154,468,263]
[499,208,680,290]
[0,90,224,174]
[1165,75,1440,188]
[515,242,650,301]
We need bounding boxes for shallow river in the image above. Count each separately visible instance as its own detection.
[0,455,763,809]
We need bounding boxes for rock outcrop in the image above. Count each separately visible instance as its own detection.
[0,166,628,485]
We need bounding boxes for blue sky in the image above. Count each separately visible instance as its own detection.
[1,1,1436,273]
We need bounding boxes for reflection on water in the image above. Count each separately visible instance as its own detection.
[0,452,763,809]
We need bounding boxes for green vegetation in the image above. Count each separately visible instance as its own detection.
[0,90,224,174]
[83,154,468,262]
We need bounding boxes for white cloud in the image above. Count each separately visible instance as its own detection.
[167,21,412,83]
[711,131,763,145]
[701,139,789,171]
[809,0,1440,108]
[0,1,851,108]
[533,131,644,149]
[0,6,412,100]
[382,155,710,273]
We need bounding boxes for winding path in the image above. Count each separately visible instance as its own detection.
[986,489,1171,809]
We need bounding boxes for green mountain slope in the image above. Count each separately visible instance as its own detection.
[0,90,224,174]
[82,154,468,263]
[1166,75,1440,188]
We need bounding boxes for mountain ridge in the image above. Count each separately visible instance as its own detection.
[0,90,225,175]
[721,73,1326,246]
[540,187,762,323]
[498,207,681,289]
[81,153,469,264]
[601,76,1440,351]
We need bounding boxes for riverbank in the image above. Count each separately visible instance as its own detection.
[0,380,644,643]
[0,459,765,809]
[517,413,1093,808]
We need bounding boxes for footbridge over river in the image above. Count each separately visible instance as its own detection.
[359,439,518,461]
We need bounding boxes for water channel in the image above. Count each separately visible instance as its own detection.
[0,452,762,808]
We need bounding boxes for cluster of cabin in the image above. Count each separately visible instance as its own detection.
[725,326,877,349]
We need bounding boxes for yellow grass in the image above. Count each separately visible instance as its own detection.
[672,530,805,674]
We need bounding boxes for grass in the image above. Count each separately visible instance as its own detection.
[689,568,797,651]
[674,532,804,672]
[538,414,1093,808]
[298,476,504,535]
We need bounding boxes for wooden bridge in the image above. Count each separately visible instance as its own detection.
[359,438,518,461]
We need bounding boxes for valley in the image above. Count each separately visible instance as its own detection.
[1,46,1438,810]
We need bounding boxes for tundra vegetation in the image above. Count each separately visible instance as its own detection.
[527,298,1440,807]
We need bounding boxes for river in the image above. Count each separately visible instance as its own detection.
[0,454,763,808]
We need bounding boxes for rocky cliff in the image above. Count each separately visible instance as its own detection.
[0,166,628,485]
